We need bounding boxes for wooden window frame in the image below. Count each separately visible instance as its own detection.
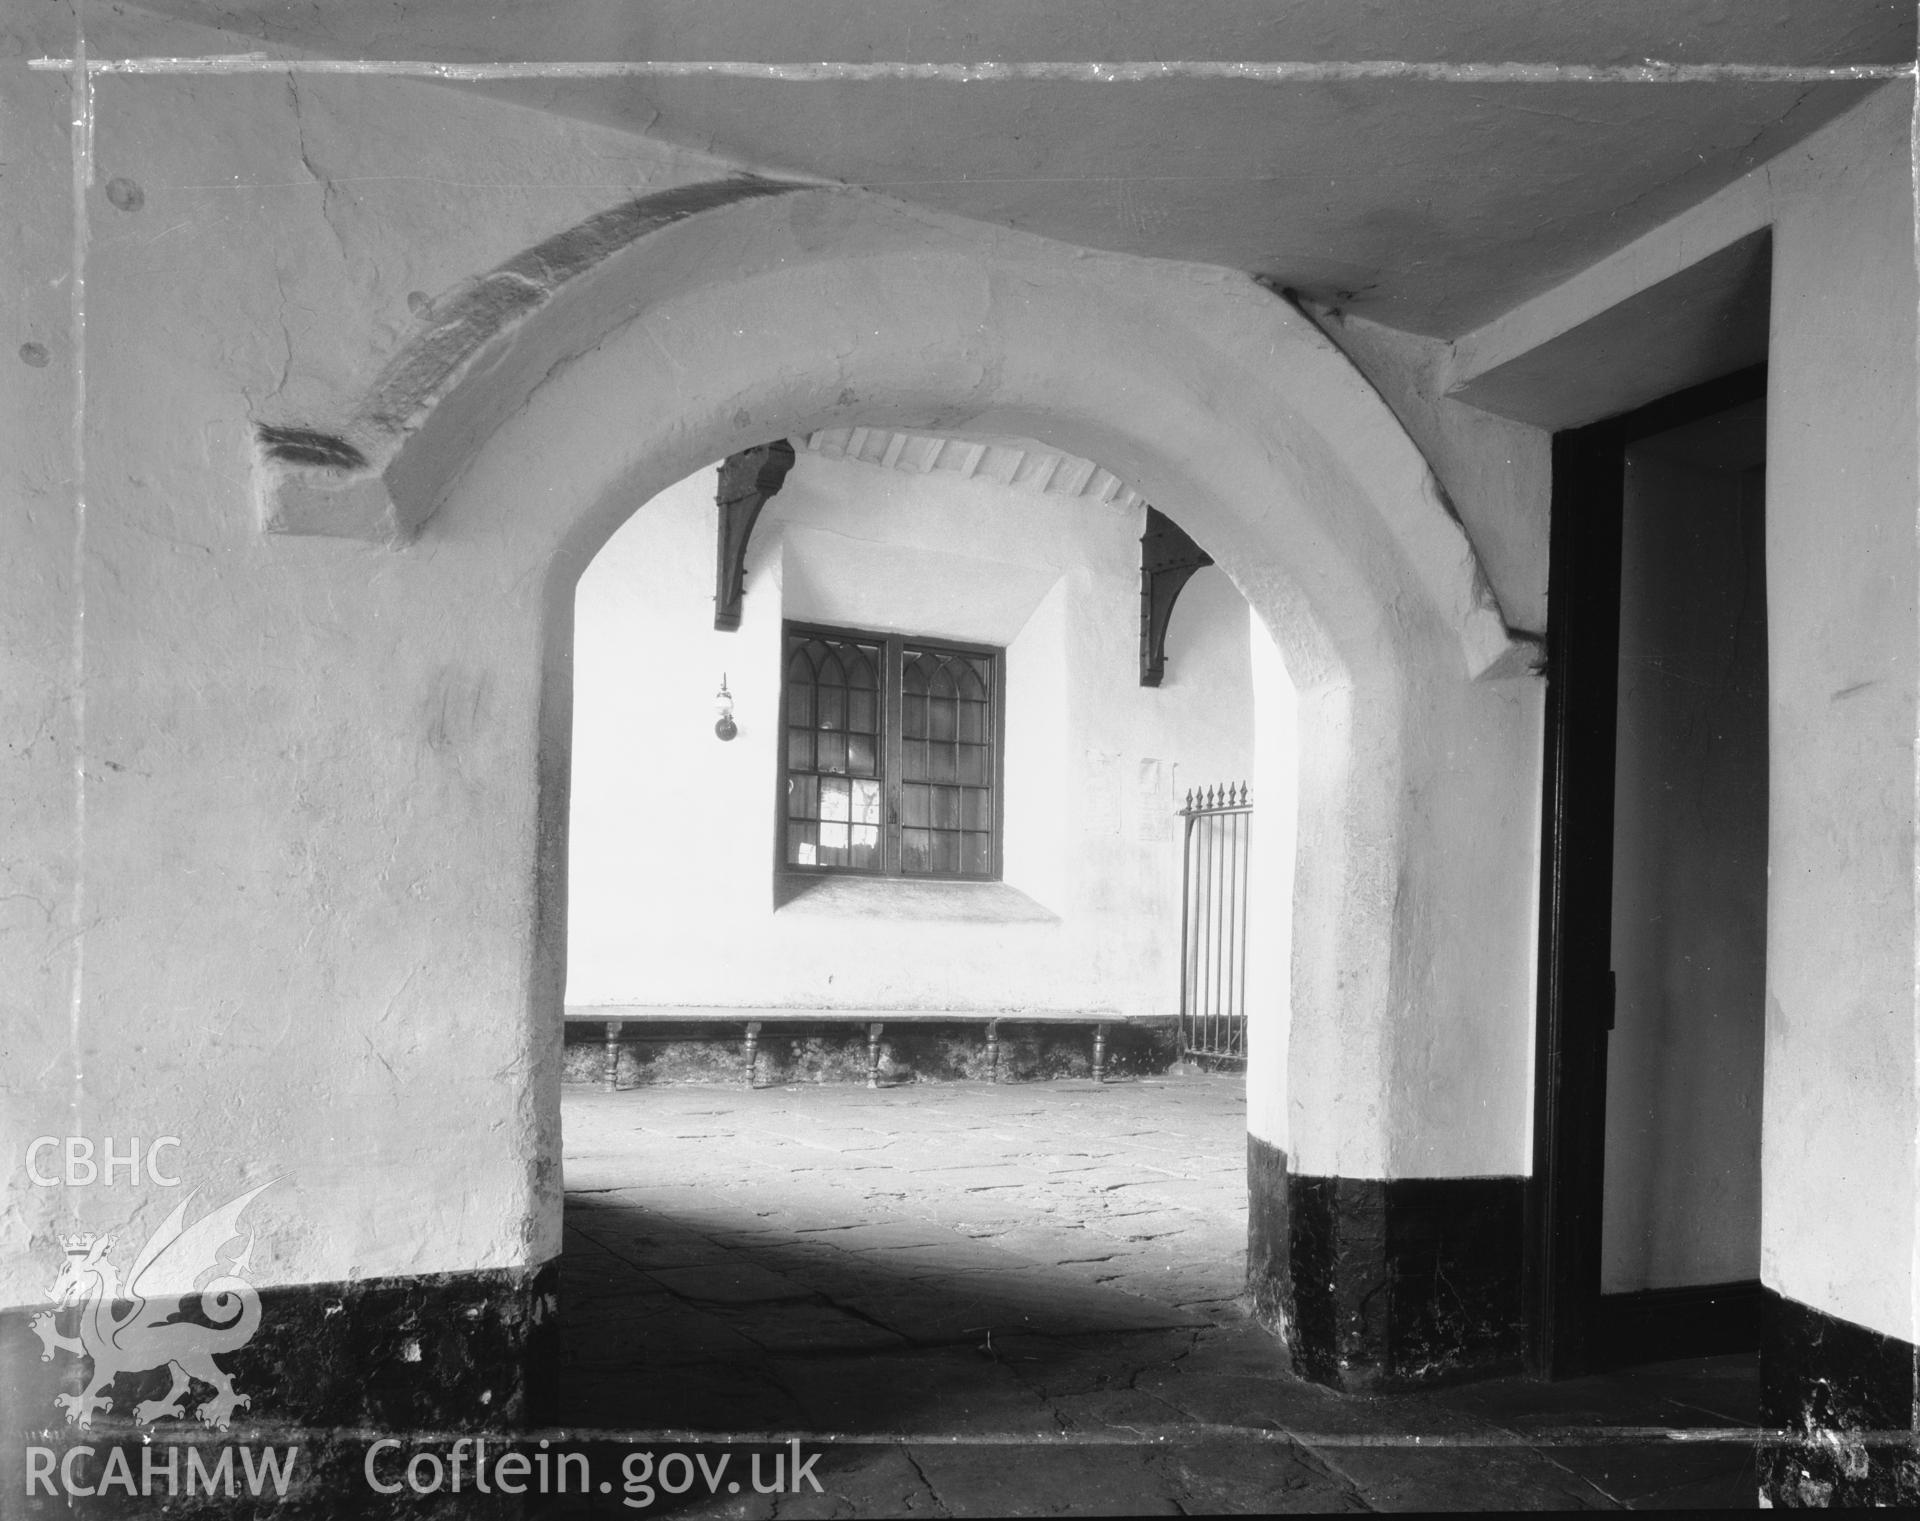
[776,619,1007,882]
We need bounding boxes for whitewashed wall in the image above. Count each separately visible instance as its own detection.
[565,452,1279,1019]
[0,73,1540,1304]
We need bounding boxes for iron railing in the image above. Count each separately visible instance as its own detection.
[1179,782,1252,1061]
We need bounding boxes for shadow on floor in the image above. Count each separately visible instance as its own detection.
[545,1190,1761,1516]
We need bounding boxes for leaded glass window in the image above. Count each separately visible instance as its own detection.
[780,623,1002,879]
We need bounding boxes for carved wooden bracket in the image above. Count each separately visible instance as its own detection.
[1140,507,1215,686]
[714,440,798,631]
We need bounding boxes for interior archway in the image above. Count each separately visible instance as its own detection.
[556,443,1287,1435]
[265,185,1543,1368]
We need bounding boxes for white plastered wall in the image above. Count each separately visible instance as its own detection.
[1244,621,1300,1150]
[1761,86,1919,1344]
[0,69,750,1306]
[1,65,1543,1306]
[563,453,1262,1018]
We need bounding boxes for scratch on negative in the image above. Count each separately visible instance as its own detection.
[25,57,1918,85]
[64,12,93,1139]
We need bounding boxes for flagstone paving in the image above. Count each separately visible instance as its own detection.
[552,1077,1760,1514]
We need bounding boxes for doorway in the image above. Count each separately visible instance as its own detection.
[1527,365,1769,1378]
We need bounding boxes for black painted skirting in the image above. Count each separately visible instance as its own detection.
[1246,1137,1525,1391]
[0,1260,558,1517]
[1758,1288,1920,1508]
[1595,1278,1760,1368]
[1244,1134,1291,1333]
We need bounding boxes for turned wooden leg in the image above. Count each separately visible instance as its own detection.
[744,1020,762,1088]
[1092,1022,1109,1083]
[867,1022,885,1090]
[603,1021,623,1092]
[986,1020,1001,1084]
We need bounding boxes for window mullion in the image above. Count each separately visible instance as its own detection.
[883,635,904,875]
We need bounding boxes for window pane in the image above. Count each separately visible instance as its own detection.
[959,701,987,743]
[900,828,932,873]
[849,690,876,733]
[788,822,817,867]
[902,739,930,781]
[816,686,844,731]
[962,788,990,830]
[819,822,849,858]
[959,745,988,785]
[787,681,814,727]
[848,733,876,775]
[902,693,928,739]
[959,659,989,699]
[787,775,817,819]
[849,824,880,867]
[929,699,956,741]
[930,745,957,783]
[820,778,850,823]
[787,731,813,771]
[931,787,960,829]
[962,832,991,876]
[851,779,881,825]
[931,831,961,874]
[817,733,847,774]
[901,784,929,827]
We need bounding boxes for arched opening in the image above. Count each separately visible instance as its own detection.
[555,435,1301,1430]
[556,435,1297,1428]
[255,182,1538,1396]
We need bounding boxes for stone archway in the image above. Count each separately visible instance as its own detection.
[259,182,1543,1383]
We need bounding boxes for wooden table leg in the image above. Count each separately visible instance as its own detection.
[986,1020,1001,1084]
[603,1021,623,1092]
[867,1022,884,1090]
[1092,1022,1108,1083]
[744,1020,762,1088]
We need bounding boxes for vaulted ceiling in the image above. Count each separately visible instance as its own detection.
[97,2,1917,336]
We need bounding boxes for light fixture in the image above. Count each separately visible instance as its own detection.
[714,674,737,742]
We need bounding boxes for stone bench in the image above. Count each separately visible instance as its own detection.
[563,1006,1136,1090]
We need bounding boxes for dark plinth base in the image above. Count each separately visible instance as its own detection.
[1245,1134,1293,1334]
[566,1016,1179,1087]
[0,1260,558,1517]
[1246,1136,1525,1391]
[1759,1288,1920,1508]
[1596,1278,1760,1368]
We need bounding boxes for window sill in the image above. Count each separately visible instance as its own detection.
[773,873,1059,923]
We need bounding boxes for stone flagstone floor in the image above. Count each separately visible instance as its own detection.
[551,1076,1759,1515]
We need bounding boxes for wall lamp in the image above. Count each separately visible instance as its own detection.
[714,674,737,742]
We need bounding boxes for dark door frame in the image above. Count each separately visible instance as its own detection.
[1523,363,1769,1380]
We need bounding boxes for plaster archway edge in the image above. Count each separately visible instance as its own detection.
[257,181,1522,687]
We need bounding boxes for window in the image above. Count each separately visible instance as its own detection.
[781,622,1003,879]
